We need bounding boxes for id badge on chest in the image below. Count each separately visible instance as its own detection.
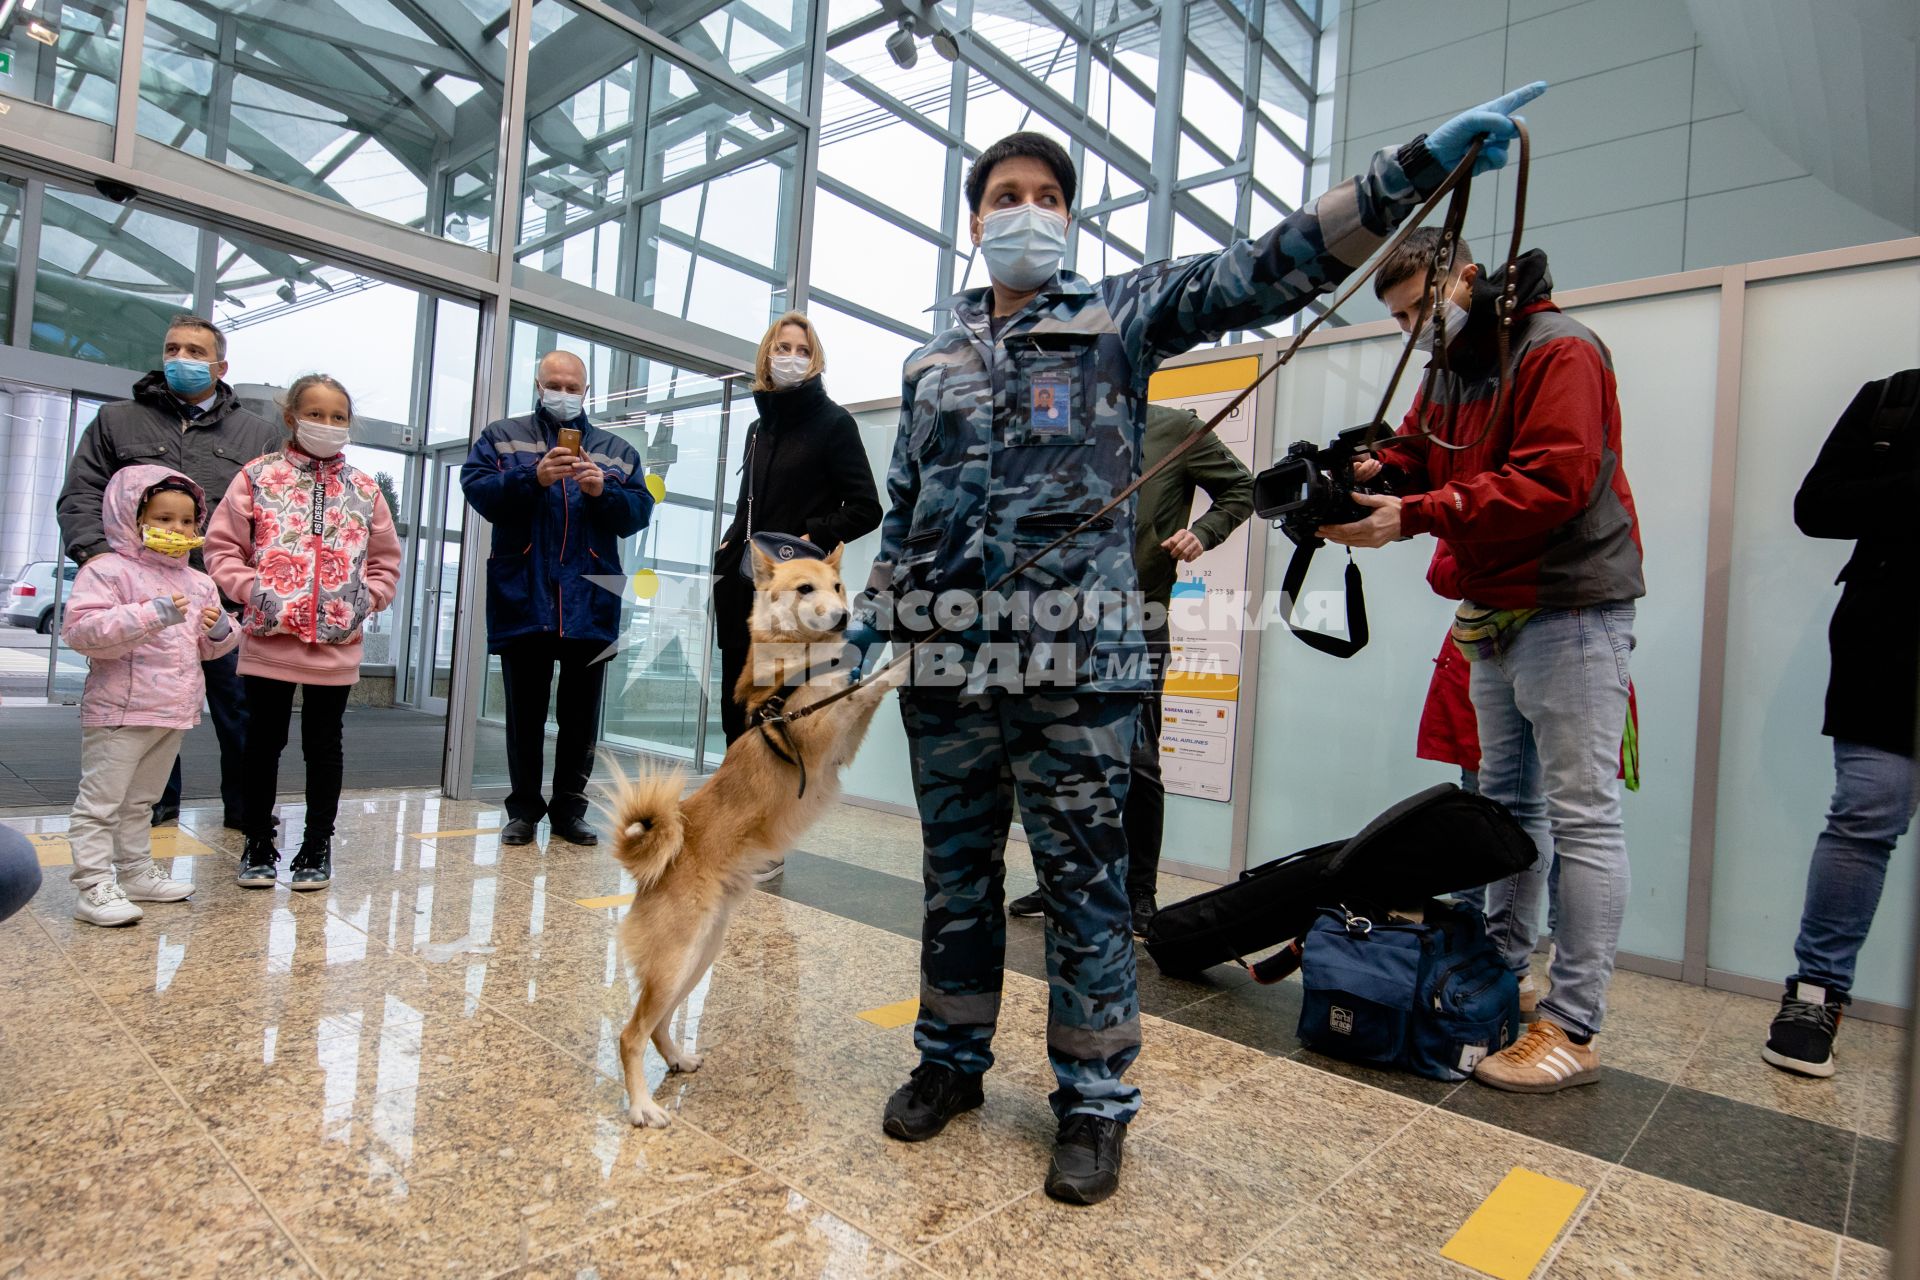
[1028,373,1072,437]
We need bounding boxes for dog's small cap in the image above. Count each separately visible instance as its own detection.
[750,531,825,565]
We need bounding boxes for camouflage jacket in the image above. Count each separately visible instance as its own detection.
[868,138,1449,695]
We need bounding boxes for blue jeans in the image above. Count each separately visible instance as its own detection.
[159,647,248,816]
[1788,739,1919,998]
[1472,603,1635,1039]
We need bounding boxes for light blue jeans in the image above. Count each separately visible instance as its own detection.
[1472,603,1635,1039]
[1789,739,1919,998]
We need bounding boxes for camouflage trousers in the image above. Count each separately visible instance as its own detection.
[900,689,1142,1123]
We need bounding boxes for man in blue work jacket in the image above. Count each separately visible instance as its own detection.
[867,85,1546,1205]
[461,349,654,848]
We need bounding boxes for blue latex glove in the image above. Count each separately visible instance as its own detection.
[1426,81,1548,175]
[842,615,887,681]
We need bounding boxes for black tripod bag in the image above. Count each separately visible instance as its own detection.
[1144,784,1538,977]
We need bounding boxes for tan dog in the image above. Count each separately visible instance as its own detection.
[603,542,897,1127]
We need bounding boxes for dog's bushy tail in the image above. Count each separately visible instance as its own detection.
[599,759,687,892]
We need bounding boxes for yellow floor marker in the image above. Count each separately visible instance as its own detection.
[410,828,500,840]
[152,828,216,857]
[28,827,213,868]
[857,998,919,1029]
[576,892,635,910]
[28,833,71,867]
[1441,1168,1586,1280]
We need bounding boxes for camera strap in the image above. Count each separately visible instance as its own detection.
[1280,539,1368,658]
[782,131,1523,725]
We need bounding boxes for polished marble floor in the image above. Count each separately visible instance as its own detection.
[0,788,1905,1279]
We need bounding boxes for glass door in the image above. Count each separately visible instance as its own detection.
[407,447,467,716]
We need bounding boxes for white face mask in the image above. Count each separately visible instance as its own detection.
[297,420,351,458]
[540,388,585,421]
[1412,298,1472,354]
[979,203,1068,292]
[769,354,811,389]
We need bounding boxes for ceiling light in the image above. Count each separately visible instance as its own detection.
[446,214,470,239]
[930,30,959,60]
[276,282,296,303]
[25,17,58,45]
[885,17,917,69]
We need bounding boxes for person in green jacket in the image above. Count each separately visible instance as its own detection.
[1009,404,1254,936]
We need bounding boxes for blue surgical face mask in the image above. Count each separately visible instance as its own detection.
[540,388,585,421]
[979,203,1068,292]
[164,358,215,398]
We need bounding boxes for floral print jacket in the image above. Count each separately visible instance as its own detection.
[233,450,383,644]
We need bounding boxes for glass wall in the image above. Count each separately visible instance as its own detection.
[30,187,197,369]
[514,0,800,340]
[0,0,126,125]
[136,0,511,246]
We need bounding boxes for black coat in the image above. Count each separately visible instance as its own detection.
[712,377,881,579]
[1795,370,1920,757]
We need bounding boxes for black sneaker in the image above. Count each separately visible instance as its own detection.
[289,840,332,892]
[881,1063,985,1142]
[150,802,180,827]
[1008,891,1044,918]
[550,817,598,846]
[236,837,279,888]
[1130,896,1157,939]
[1045,1113,1126,1205]
[1762,980,1846,1078]
[501,818,538,846]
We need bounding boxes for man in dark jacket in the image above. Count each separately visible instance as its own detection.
[461,349,654,847]
[1329,231,1642,1095]
[1762,369,1920,1079]
[56,313,280,827]
[1007,404,1251,935]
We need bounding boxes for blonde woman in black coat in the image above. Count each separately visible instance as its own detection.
[713,312,881,753]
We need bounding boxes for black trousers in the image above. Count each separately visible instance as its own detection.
[713,574,753,746]
[159,646,248,816]
[1123,622,1172,903]
[498,634,606,824]
[242,677,350,844]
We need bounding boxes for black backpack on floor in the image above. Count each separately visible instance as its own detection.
[1144,784,1538,978]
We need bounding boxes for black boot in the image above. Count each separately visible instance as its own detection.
[1007,891,1045,918]
[289,839,332,892]
[236,836,279,888]
[500,817,538,846]
[550,816,598,846]
[881,1063,985,1142]
[1130,896,1158,939]
[1045,1114,1126,1205]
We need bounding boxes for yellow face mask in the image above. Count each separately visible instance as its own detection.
[141,526,205,558]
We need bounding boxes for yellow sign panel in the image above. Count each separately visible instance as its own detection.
[857,998,920,1029]
[1147,355,1260,402]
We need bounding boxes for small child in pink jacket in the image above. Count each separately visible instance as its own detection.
[206,373,401,892]
[63,465,239,927]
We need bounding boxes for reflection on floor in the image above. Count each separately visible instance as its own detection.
[0,790,1903,1278]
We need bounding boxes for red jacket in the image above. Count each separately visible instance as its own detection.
[1418,629,1480,770]
[1376,252,1645,609]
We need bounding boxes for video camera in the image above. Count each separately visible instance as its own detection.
[1251,423,1395,547]
[1251,423,1395,659]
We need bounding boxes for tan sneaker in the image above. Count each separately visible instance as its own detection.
[1473,1019,1598,1093]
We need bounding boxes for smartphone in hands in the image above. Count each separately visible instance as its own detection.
[557,426,583,455]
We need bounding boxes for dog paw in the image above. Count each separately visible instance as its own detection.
[627,1099,672,1128]
[667,1050,704,1074]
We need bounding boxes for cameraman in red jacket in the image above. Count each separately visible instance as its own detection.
[1325,230,1642,1096]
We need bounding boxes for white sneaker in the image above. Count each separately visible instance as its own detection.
[74,883,144,927]
[120,862,194,903]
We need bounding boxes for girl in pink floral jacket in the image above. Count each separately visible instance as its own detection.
[206,374,401,891]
